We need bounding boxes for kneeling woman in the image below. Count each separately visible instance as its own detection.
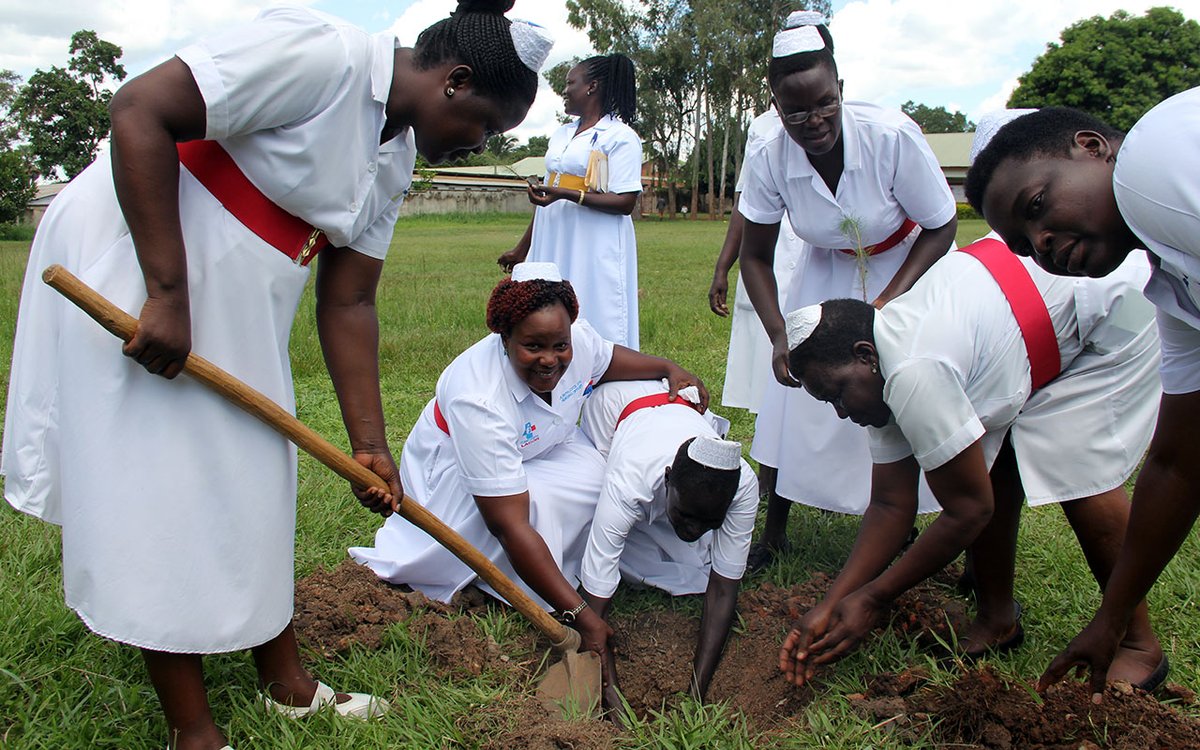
[777,242,1167,689]
[351,262,706,652]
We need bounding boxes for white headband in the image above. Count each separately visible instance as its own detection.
[786,10,828,29]
[511,261,562,283]
[773,25,826,58]
[510,19,555,72]
[687,436,741,471]
[785,304,823,351]
[970,109,1038,164]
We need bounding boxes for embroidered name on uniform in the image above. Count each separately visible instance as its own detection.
[559,380,585,402]
[519,421,540,449]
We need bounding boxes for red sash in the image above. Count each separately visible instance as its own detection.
[433,400,450,435]
[615,392,701,429]
[177,140,328,266]
[837,218,918,257]
[959,238,1062,390]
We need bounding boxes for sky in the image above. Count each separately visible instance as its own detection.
[2,0,1200,143]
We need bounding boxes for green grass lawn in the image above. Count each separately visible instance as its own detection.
[1,215,1198,748]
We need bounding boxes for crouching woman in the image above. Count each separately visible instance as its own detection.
[351,262,707,656]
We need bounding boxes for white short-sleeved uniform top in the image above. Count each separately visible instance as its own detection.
[544,114,645,194]
[868,251,1085,470]
[867,245,1156,476]
[177,5,415,258]
[579,381,758,598]
[425,319,614,498]
[738,101,956,244]
[1113,86,1200,394]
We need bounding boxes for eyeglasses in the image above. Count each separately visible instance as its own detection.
[780,98,841,126]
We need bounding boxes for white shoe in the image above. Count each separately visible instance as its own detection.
[262,681,389,720]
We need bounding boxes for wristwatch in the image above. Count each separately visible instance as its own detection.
[555,600,588,625]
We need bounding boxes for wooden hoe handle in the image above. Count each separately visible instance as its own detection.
[42,264,576,651]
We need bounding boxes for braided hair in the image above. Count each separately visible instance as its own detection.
[414,0,538,106]
[486,278,580,336]
[965,107,1125,215]
[768,23,837,91]
[582,54,638,126]
[787,299,875,378]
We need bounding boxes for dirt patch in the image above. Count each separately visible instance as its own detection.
[293,561,1200,747]
[293,560,527,678]
[845,666,1200,750]
[465,698,621,750]
[609,572,966,725]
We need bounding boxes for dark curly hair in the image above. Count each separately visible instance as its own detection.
[581,54,637,126]
[787,299,875,378]
[413,0,539,106]
[669,437,741,510]
[965,107,1125,214]
[768,23,837,91]
[486,278,580,336]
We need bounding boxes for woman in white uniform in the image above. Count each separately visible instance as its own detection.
[737,14,957,567]
[710,108,807,413]
[499,54,643,349]
[351,263,707,661]
[776,241,1166,690]
[966,96,1200,696]
[0,4,553,749]
[578,380,757,705]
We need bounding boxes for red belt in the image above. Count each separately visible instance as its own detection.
[615,392,701,429]
[837,218,918,257]
[959,238,1062,390]
[177,140,329,266]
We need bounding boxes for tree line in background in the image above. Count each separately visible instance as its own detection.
[2,7,1200,226]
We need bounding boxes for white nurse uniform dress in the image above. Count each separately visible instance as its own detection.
[722,110,807,412]
[578,380,757,597]
[1,7,414,653]
[350,320,613,610]
[739,101,955,514]
[530,115,644,349]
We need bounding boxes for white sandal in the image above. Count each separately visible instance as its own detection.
[261,680,389,720]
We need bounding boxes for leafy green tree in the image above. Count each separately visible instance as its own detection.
[900,100,974,133]
[1009,7,1200,131]
[0,69,35,225]
[14,30,126,180]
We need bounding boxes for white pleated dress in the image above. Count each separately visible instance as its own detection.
[579,380,758,597]
[868,242,1161,505]
[350,320,613,610]
[722,111,808,413]
[739,102,956,514]
[529,115,644,349]
[0,7,414,653]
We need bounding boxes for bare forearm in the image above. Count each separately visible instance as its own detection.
[713,204,745,277]
[692,572,739,700]
[874,217,956,307]
[866,508,984,604]
[316,295,388,451]
[495,523,588,611]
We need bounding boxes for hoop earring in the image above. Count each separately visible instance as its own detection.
[445,87,456,98]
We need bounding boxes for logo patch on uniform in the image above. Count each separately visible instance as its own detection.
[582,380,595,397]
[519,421,540,449]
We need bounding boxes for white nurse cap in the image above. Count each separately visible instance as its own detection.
[774,12,827,58]
[511,261,562,283]
[688,436,742,471]
[510,19,555,72]
[785,304,823,350]
[970,109,1038,164]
